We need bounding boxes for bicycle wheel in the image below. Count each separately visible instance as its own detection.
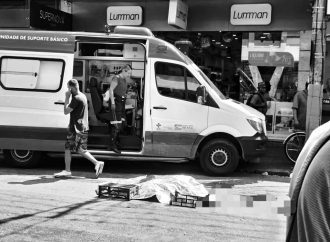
[284,132,306,164]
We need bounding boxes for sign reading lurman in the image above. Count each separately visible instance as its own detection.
[107,6,143,26]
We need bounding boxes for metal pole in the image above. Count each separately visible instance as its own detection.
[306,0,326,138]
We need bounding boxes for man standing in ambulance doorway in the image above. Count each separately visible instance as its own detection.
[54,79,104,178]
[103,64,132,154]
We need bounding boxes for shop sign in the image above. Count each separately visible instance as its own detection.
[107,6,143,26]
[30,2,72,31]
[0,30,75,53]
[230,4,272,25]
[248,51,294,67]
[168,0,188,30]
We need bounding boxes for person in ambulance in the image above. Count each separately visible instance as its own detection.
[103,64,132,154]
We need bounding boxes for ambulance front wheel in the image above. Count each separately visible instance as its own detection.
[199,139,239,175]
[3,149,42,168]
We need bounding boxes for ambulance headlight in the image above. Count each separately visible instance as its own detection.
[247,118,264,133]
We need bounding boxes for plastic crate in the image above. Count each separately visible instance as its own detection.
[170,191,200,208]
[98,183,139,200]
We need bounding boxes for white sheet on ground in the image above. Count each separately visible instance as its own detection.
[98,175,209,204]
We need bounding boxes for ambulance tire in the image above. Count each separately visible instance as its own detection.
[3,149,42,168]
[199,139,239,175]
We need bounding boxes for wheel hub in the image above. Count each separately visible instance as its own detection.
[210,148,228,167]
[11,150,32,160]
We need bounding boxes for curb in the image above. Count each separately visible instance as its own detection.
[241,169,291,177]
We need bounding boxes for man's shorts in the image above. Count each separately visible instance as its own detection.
[65,131,88,152]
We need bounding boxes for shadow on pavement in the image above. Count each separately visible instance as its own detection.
[0,153,292,182]
[0,198,99,225]
[0,155,205,176]
[0,197,100,240]
[7,176,61,185]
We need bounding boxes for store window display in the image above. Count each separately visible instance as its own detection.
[267,68,298,137]
[240,60,300,138]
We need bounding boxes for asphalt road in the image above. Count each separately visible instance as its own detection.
[0,155,291,241]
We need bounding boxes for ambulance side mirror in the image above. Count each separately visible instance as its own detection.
[197,86,206,105]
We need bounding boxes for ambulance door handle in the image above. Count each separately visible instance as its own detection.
[153,106,167,110]
[54,101,65,105]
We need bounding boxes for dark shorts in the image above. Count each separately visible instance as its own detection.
[65,131,88,152]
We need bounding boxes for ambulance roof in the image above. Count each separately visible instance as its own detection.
[0,26,188,63]
[73,26,188,63]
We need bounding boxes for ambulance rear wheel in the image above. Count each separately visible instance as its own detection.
[199,139,239,175]
[3,149,42,168]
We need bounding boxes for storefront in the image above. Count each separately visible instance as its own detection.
[69,0,312,140]
[0,0,72,30]
[0,0,313,140]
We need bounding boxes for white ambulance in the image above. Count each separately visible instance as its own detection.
[0,26,267,175]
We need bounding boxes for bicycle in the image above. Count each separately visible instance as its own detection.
[283,129,306,164]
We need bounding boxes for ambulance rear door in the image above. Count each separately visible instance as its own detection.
[0,30,75,152]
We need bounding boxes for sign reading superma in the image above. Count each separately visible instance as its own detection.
[107,6,143,26]
[230,4,272,25]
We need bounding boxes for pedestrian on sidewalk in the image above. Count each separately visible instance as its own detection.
[292,82,308,131]
[54,79,104,179]
[246,82,268,115]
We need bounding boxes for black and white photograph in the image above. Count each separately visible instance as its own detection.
[0,0,329,241]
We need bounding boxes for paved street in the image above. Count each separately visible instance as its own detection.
[0,155,290,241]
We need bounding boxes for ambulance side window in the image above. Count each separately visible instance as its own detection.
[155,62,201,103]
[0,56,64,92]
[186,71,201,102]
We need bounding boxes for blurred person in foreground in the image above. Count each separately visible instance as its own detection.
[286,120,330,241]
